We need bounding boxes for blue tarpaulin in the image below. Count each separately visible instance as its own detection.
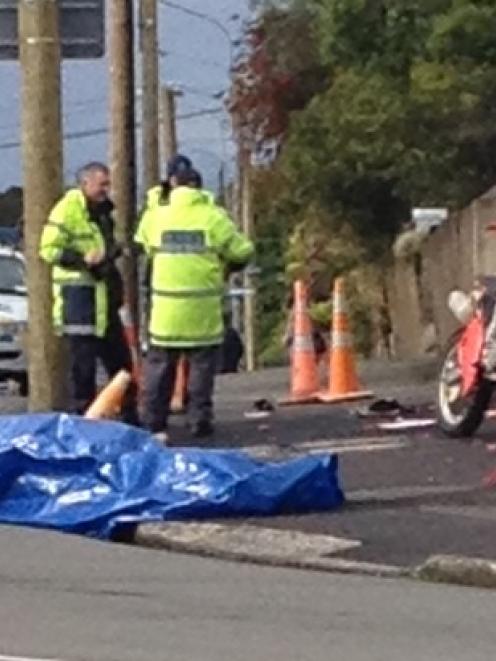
[0,414,344,539]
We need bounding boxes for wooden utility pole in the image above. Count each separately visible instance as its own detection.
[161,86,178,164]
[228,148,244,333]
[233,152,243,227]
[241,154,256,372]
[218,163,226,206]
[19,0,66,410]
[109,0,139,336]
[139,0,160,192]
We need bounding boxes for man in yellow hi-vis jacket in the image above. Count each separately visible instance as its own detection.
[136,164,254,439]
[39,162,138,422]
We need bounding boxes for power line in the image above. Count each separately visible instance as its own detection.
[159,0,237,66]
[0,96,107,134]
[159,47,227,72]
[169,83,226,99]
[0,108,224,151]
[0,126,107,150]
[180,107,224,119]
[160,0,232,40]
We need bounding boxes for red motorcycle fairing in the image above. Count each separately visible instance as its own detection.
[457,312,485,396]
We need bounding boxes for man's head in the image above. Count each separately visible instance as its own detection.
[77,162,111,204]
[170,167,205,190]
[167,153,194,188]
[187,169,203,189]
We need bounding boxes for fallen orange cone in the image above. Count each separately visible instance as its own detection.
[318,278,373,404]
[170,357,190,414]
[279,280,320,405]
[84,370,132,420]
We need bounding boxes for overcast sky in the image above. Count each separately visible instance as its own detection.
[0,0,250,196]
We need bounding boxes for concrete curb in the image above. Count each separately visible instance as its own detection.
[416,555,496,589]
[134,522,408,579]
[134,523,496,589]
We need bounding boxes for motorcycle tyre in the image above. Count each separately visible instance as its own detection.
[437,331,493,438]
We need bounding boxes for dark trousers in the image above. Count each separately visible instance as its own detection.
[68,317,138,422]
[142,345,218,433]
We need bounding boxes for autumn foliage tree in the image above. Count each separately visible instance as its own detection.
[230,0,496,363]
[228,6,328,157]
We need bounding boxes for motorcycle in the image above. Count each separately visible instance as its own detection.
[437,275,496,437]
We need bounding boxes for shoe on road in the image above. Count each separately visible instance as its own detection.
[192,421,214,438]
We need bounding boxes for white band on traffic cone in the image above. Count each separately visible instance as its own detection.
[332,331,352,349]
[293,335,315,351]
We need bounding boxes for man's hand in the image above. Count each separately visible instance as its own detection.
[84,248,105,266]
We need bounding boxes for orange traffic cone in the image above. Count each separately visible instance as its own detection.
[318,278,373,404]
[84,369,132,420]
[279,280,320,405]
[170,357,190,414]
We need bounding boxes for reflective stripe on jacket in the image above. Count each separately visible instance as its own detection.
[136,186,254,348]
[135,185,217,251]
[39,189,108,337]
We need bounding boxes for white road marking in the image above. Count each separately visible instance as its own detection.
[245,435,409,459]
[378,418,436,431]
[0,656,64,661]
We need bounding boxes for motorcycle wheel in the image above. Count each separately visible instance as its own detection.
[437,331,493,438]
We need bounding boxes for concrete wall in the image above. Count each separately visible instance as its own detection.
[388,188,496,357]
[388,258,424,358]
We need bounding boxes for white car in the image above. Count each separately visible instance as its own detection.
[0,246,27,359]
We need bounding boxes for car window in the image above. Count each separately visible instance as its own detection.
[0,255,26,293]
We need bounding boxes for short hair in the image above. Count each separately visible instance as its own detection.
[76,162,109,184]
[188,169,203,189]
[173,167,196,187]
[166,153,193,178]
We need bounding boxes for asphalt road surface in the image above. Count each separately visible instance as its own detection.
[2,363,496,568]
[0,526,495,661]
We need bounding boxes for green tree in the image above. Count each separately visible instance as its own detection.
[237,0,496,360]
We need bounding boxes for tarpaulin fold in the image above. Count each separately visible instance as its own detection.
[0,414,344,538]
